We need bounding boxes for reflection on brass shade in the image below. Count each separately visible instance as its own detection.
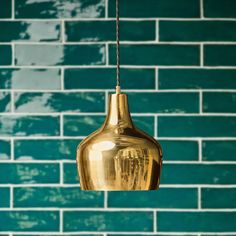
[76,93,163,191]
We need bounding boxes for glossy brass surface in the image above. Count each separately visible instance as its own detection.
[77,93,163,191]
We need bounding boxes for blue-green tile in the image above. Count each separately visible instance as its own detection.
[14,139,80,160]
[15,0,105,18]
[0,45,11,65]
[15,44,105,66]
[159,140,198,161]
[14,187,103,208]
[0,188,10,207]
[128,92,199,113]
[204,45,236,66]
[64,68,155,90]
[0,140,10,160]
[203,141,236,161]
[0,0,11,18]
[204,0,236,17]
[159,116,236,137]
[63,163,79,184]
[159,69,236,89]
[14,92,105,113]
[0,92,11,112]
[160,21,236,42]
[0,163,59,184]
[157,211,236,232]
[64,211,153,232]
[0,115,59,136]
[0,211,59,231]
[162,164,236,184]
[63,115,154,136]
[109,44,200,66]
[65,21,155,42]
[0,68,61,90]
[108,188,197,208]
[202,188,236,208]
[203,92,236,113]
[0,21,60,42]
[108,0,200,18]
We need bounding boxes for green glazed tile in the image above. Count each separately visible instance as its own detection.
[128,92,199,113]
[159,140,198,161]
[14,187,103,207]
[14,139,81,160]
[63,163,79,184]
[160,21,236,42]
[0,163,59,184]
[204,0,236,17]
[158,116,236,137]
[109,235,196,236]
[203,92,236,113]
[157,211,236,232]
[63,115,154,136]
[0,211,59,231]
[204,45,236,66]
[159,69,236,89]
[0,45,11,65]
[63,211,153,232]
[15,235,102,236]
[0,21,60,42]
[0,115,60,136]
[65,21,155,42]
[15,0,105,18]
[15,44,106,66]
[162,164,236,184]
[203,141,236,161]
[108,0,200,18]
[0,140,10,160]
[0,0,11,18]
[0,92,11,112]
[109,44,200,66]
[0,188,10,207]
[108,188,197,208]
[202,188,236,208]
[0,68,61,90]
[14,92,105,113]
[64,68,155,90]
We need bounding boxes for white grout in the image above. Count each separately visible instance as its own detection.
[200,0,204,19]
[155,20,159,42]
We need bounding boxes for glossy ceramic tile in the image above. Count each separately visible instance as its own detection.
[0,211,59,231]
[63,163,79,184]
[159,69,236,89]
[0,163,59,184]
[108,188,197,208]
[0,68,61,90]
[203,92,236,113]
[14,187,103,207]
[15,0,105,18]
[0,21,60,42]
[0,140,11,160]
[14,139,81,160]
[64,68,155,90]
[0,45,12,65]
[109,44,200,66]
[15,44,106,66]
[14,92,105,113]
[108,0,200,18]
[128,92,199,113]
[162,164,236,184]
[0,115,60,136]
[65,21,155,42]
[0,92,11,112]
[202,141,236,161]
[63,211,153,231]
[0,0,11,18]
[158,116,236,137]
[0,187,10,207]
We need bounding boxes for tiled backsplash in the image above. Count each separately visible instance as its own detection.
[0,0,236,234]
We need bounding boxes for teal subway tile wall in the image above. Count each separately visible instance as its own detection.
[0,0,235,234]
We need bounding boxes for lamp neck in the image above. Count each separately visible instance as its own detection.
[103,93,133,128]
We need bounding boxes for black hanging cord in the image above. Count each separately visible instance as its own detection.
[116,0,121,93]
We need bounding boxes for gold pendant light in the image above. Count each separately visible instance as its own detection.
[76,0,163,191]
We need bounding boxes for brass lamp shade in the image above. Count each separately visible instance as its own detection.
[77,93,163,191]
